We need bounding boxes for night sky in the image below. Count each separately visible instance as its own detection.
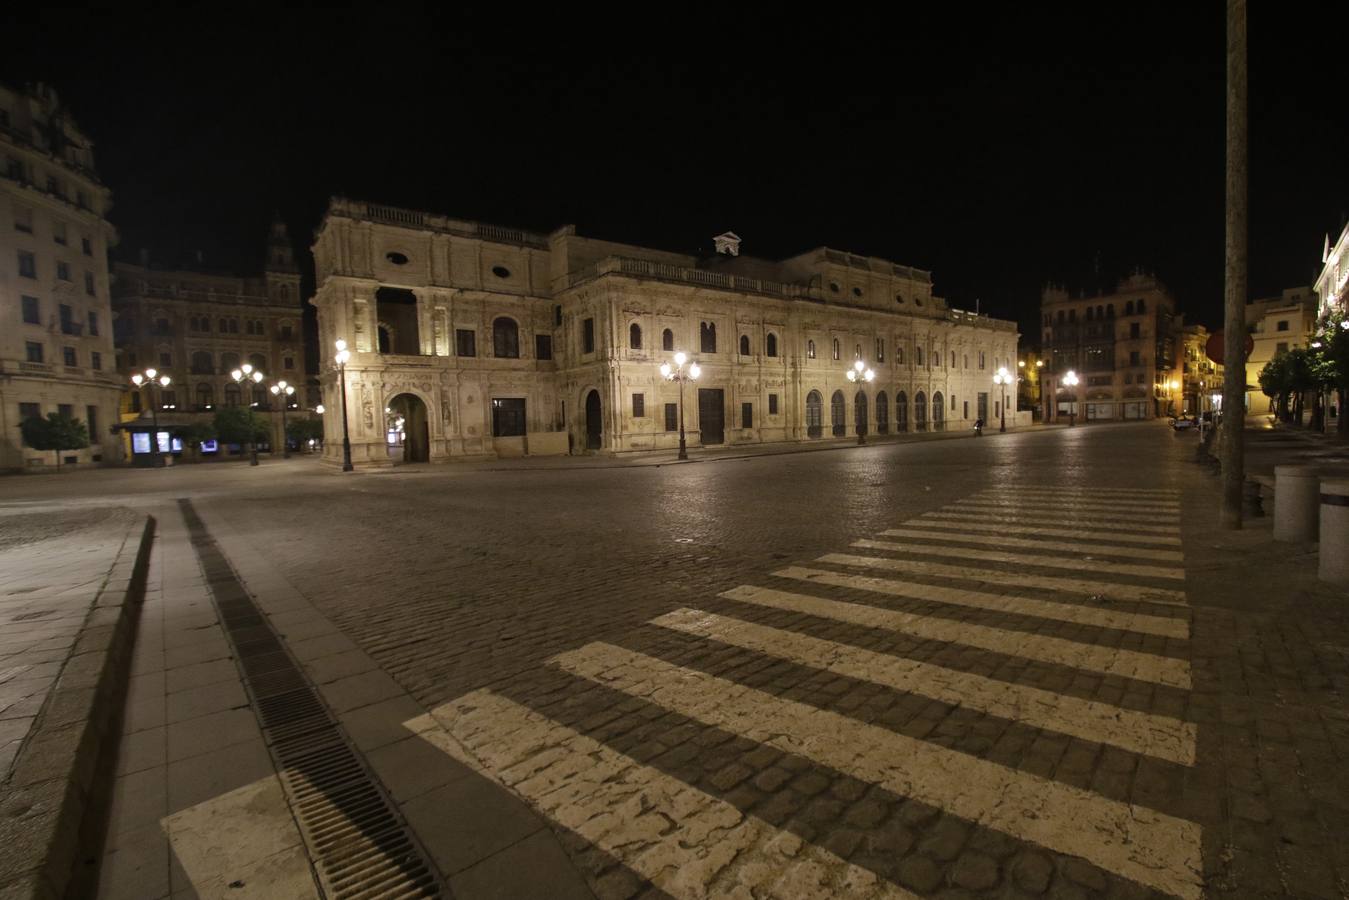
[6,6,1348,343]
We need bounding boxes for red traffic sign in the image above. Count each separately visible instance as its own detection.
[1205,330,1253,365]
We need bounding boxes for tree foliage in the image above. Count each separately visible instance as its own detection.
[1260,305,1349,431]
[285,417,324,446]
[171,421,217,451]
[212,407,268,445]
[20,412,89,471]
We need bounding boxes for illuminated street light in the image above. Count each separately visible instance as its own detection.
[660,350,699,460]
[129,368,172,466]
[993,366,1013,433]
[231,365,265,465]
[269,379,297,458]
[1063,370,1080,427]
[334,339,353,471]
[845,358,876,445]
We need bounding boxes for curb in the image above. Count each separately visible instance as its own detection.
[0,515,156,900]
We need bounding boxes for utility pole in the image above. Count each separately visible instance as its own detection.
[1220,0,1248,529]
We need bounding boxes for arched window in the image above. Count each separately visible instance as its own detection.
[191,351,213,374]
[896,391,908,431]
[249,353,267,371]
[629,323,642,350]
[766,333,778,357]
[493,317,520,358]
[949,351,956,368]
[897,347,904,365]
[1096,305,1104,320]
[661,328,674,352]
[700,322,717,353]
[1125,301,1134,315]
[196,384,213,410]
[1137,298,1146,313]
[221,351,240,372]
[246,320,257,335]
[832,338,840,361]
[854,391,868,434]
[807,340,816,359]
[806,390,823,438]
[739,334,751,356]
[916,346,924,366]
[915,391,928,430]
[932,392,945,430]
[830,390,846,437]
[855,343,862,360]
[224,383,241,407]
[219,317,229,333]
[876,391,889,433]
[252,385,268,407]
[1106,304,1115,317]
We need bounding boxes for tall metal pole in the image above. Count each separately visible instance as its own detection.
[280,400,289,459]
[150,383,162,466]
[339,361,354,472]
[999,384,1007,433]
[677,376,688,460]
[1220,0,1248,529]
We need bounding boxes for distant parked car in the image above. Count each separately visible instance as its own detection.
[1171,416,1199,431]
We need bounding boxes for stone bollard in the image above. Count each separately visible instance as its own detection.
[1319,479,1349,584]
[1274,465,1321,542]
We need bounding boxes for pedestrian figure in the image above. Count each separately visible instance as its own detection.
[974,417,984,436]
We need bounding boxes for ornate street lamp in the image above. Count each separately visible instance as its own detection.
[659,351,700,460]
[269,380,296,458]
[993,366,1013,433]
[1063,369,1080,427]
[230,363,265,465]
[846,358,876,445]
[130,368,171,466]
[333,340,354,471]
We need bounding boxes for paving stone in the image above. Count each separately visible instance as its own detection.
[1059,857,1106,892]
[951,850,1000,891]
[1012,851,1054,894]
[895,855,943,894]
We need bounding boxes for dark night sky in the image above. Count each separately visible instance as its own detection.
[6,6,1348,343]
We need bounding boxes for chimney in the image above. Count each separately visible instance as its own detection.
[713,232,742,257]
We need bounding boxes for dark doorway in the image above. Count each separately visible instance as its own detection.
[585,390,602,450]
[698,388,725,444]
[375,287,420,355]
[388,393,429,462]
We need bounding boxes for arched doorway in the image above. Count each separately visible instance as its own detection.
[387,393,429,463]
[896,391,908,432]
[876,391,889,433]
[854,391,868,436]
[932,392,945,431]
[585,390,602,450]
[830,390,846,437]
[806,390,823,438]
[915,391,928,431]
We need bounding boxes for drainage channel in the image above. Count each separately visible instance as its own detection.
[178,499,443,899]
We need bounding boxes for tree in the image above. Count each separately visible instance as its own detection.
[171,422,217,459]
[212,407,268,452]
[286,417,324,449]
[20,412,89,472]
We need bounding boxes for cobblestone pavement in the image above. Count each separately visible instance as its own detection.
[3,422,1347,899]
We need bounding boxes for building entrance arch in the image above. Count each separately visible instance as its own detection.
[387,393,429,463]
[585,389,602,450]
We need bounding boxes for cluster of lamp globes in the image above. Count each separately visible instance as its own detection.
[130,368,176,409]
[846,359,875,383]
[659,351,700,380]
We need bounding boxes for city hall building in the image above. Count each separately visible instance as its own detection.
[311,198,1018,467]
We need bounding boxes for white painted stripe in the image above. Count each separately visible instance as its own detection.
[971,493,1182,510]
[979,487,1182,498]
[722,584,1191,688]
[818,553,1190,607]
[911,516,1183,546]
[992,486,1182,495]
[654,608,1196,766]
[951,501,1178,522]
[773,567,1190,640]
[879,528,1184,562]
[922,511,1181,537]
[853,539,1185,581]
[421,689,922,900]
[555,643,1204,900]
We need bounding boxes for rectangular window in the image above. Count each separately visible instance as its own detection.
[664,403,678,432]
[741,402,753,429]
[582,318,595,354]
[91,351,101,371]
[46,175,63,198]
[57,403,73,420]
[21,295,39,324]
[1130,322,1141,339]
[876,338,884,362]
[63,346,77,366]
[87,311,98,335]
[13,206,32,232]
[491,398,526,437]
[53,221,67,245]
[1276,320,1289,332]
[25,341,43,363]
[554,305,562,327]
[1276,341,1289,355]
[56,261,71,281]
[768,394,779,415]
[159,352,171,367]
[700,321,716,353]
[280,325,293,340]
[59,304,74,334]
[284,356,295,370]
[81,236,92,256]
[19,403,40,426]
[535,334,552,360]
[18,250,36,278]
[86,406,99,439]
[1129,350,1141,366]
[632,393,645,418]
[456,329,476,357]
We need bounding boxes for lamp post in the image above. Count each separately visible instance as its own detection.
[1063,369,1080,426]
[845,359,876,445]
[659,351,700,460]
[993,366,1012,433]
[130,368,171,465]
[334,340,353,471]
[231,363,265,465]
[1166,379,1181,418]
[269,380,296,458]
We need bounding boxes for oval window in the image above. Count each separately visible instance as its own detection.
[492,265,511,279]
[829,282,840,293]
[852,287,863,297]
[895,293,905,304]
[915,297,924,307]
[385,252,408,265]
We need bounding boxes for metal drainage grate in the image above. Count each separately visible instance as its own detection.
[178,499,442,898]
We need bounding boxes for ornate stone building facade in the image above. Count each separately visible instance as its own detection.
[312,198,1018,467]
[1040,272,1181,421]
[1,82,121,470]
[111,222,305,449]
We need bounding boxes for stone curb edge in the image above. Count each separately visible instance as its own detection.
[0,514,157,900]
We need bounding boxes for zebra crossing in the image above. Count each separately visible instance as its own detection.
[414,485,1201,899]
